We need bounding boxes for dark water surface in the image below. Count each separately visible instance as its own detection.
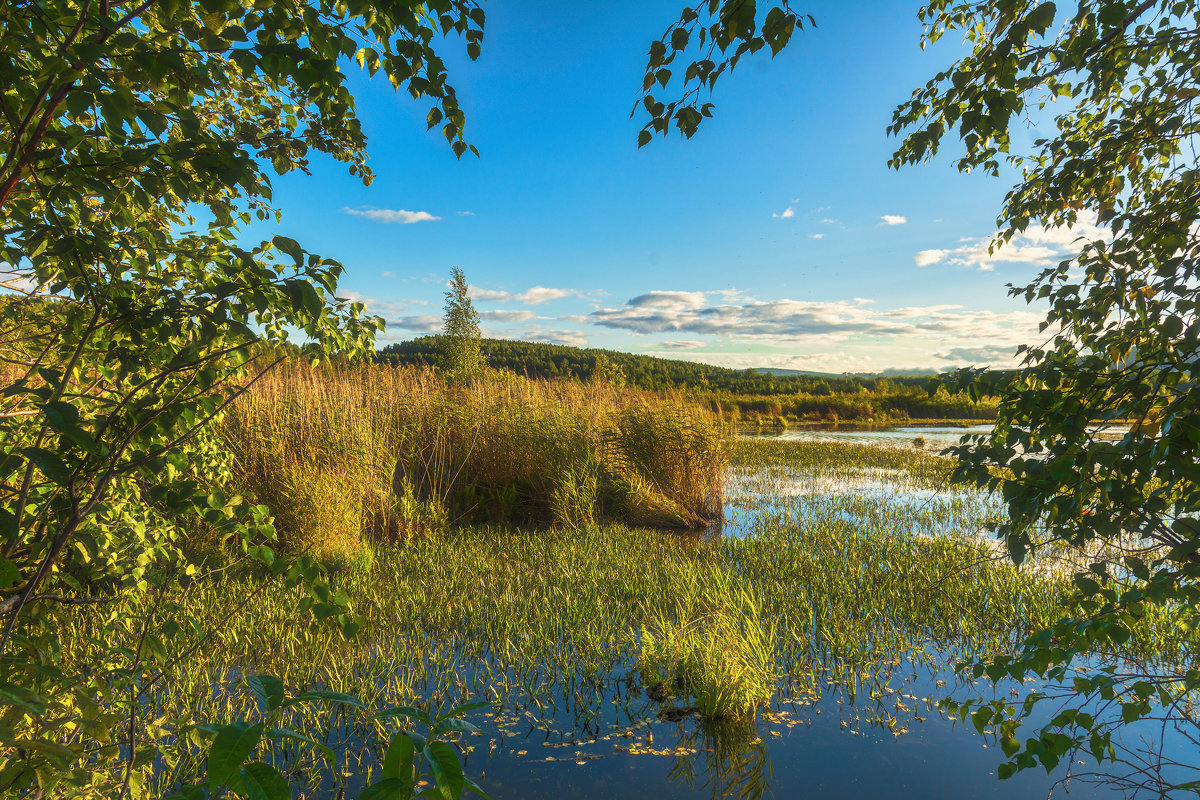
[460,663,1122,799]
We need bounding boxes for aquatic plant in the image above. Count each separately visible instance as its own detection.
[640,565,777,720]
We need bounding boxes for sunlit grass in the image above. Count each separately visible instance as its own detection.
[213,363,727,565]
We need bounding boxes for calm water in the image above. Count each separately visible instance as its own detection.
[753,422,1133,450]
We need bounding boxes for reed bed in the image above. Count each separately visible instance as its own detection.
[214,363,728,566]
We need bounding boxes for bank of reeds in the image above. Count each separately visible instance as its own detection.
[214,363,728,565]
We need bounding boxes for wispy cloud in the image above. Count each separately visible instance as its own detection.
[480,309,535,322]
[935,345,1018,364]
[457,210,475,216]
[809,233,824,240]
[469,285,582,305]
[523,330,588,347]
[659,340,706,350]
[914,211,1110,271]
[590,293,1044,363]
[388,314,442,333]
[772,206,796,219]
[881,215,907,226]
[343,206,440,224]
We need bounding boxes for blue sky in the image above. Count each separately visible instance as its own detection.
[261,1,1094,373]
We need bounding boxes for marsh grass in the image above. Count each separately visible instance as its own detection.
[640,565,777,719]
[58,434,1200,795]
[216,363,727,565]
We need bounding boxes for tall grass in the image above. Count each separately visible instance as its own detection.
[215,363,728,565]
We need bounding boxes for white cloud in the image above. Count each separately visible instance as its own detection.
[468,287,511,302]
[626,290,708,310]
[457,210,475,216]
[935,345,1018,364]
[343,207,440,224]
[819,218,837,224]
[590,294,1044,363]
[915,211,1111,271]
[388,314,442,333]
[469,285,581,305]
[659,340,706,350]
[524,330,588,347]
[772,206,796,219]
[914,249,946,267]
[809,233,824,240]
[480,309,535,322]
[517,286,574,305]
[881,215,907,226]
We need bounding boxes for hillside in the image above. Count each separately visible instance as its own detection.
[377,336,930,396]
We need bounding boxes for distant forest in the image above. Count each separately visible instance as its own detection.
[377,335,926,395]
[377,337,995,423]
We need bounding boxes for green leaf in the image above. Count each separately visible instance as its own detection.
[288,690,365,709]
[20,447,71,486]
[0,683,47,714]
[382,729,415,783]
[206,721,264,791]
[239,761,291,800]
[424,741,464,800]
[264,728,334,763]
[248,675,286,713]
[273,236,304,267]
[0,556,18,590]
[357,778,410,800]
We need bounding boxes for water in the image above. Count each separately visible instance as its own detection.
[454,432,1119,798]
[751,422,1133,451]
[758,423,995,450]
[458,663,1124,799]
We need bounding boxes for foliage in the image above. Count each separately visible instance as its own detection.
[441,268,482,379]
[634,0,815,145]
[0,0,485,795]
[379,335,935,394]
[890,0,1200,791]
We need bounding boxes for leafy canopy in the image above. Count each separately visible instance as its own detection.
[0,0,483,795]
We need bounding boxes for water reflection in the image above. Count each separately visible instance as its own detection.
[667,721,773,800]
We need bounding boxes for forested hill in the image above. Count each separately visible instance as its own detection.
[376,336,930,395]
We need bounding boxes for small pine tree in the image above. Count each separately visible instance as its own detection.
[442,266,482,377]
